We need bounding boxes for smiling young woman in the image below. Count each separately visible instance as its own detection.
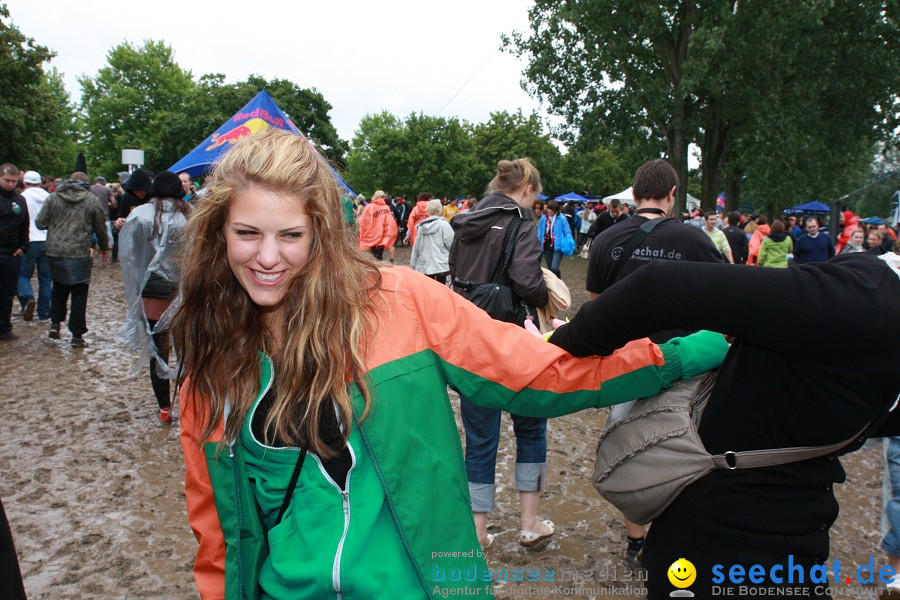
[170,128,728,600]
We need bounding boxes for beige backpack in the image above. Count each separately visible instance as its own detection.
[591,371,864,525]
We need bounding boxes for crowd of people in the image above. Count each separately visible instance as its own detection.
[3,140,900,600]
[0,164,198,413]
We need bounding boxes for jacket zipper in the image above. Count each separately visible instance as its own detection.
[231,355,274,600]
[229,441,245,600]
[356,421,434,600]
[311,445,356,600]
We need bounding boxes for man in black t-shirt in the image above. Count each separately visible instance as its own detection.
[587,161,723,300]
[722,212,749,265]
[585,158,723,567]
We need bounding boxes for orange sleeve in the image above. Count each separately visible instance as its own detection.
[365,268,670,413]
[180,383,227,600]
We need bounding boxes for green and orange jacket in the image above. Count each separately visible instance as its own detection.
[180,267,727,600]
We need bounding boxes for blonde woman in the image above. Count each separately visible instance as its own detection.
[172,129,727,599]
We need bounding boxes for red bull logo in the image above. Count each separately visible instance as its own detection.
[206,118,270,150]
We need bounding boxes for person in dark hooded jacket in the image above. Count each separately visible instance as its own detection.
[115,168,152,227]
[449,158,555,551]
[35,171,108,347]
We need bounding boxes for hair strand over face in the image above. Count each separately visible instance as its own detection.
[171,128,382,456]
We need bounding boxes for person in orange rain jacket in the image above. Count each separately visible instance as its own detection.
[406,192,431,247]
[835,210,860,254]
[357,190,396,261]
[745,215,771,265]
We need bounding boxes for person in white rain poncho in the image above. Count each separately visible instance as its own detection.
[118,171,192,423]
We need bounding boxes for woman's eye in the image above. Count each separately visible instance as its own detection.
[236,230,258,237]
[283,232,304,240]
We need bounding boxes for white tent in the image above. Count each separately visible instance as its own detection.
[602,187,634,203]
[603,186,701,211]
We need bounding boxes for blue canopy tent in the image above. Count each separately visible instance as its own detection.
[862,216,885,225]
[783,201,830,215]
[170,90,356,196]
[554,192,589,203]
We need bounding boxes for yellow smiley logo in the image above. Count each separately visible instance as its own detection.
[668,558,696,588]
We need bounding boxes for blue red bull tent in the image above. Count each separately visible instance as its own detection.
[169,90,355,196]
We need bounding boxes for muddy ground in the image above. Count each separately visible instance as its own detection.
[0,247,888,598]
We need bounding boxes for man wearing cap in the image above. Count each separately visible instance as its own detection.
[0,163,29,341]
[90,176,116,267]
[17,171,51,322]
[35,172,109,347]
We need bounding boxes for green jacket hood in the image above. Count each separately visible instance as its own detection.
[55,181,93,204]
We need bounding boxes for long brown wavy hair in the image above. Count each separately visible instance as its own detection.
[171,128,381,456]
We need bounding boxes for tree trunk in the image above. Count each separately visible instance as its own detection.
[668,123,689,217]
[724,171,742,212]
[700,113,731,212]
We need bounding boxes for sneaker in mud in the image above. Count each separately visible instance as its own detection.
[624,536,645,570]
[159,407,173,424]
[70,336,86,348]
[48,323,60,339]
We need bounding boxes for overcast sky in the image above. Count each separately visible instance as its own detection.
[8,0,557,144]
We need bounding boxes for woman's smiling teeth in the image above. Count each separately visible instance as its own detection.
[253,270,283,282]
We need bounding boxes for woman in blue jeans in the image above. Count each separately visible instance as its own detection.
[449,158,556,549]
[537,200,575,279]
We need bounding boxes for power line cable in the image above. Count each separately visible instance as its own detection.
[435,48,496,116]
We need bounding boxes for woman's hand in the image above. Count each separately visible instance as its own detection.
[524,318,567,341]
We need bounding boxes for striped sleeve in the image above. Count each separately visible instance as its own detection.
[402,270,682,417]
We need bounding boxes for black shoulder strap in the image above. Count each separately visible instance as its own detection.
[607,217,675,284]
[275,446,308,526]
[488,216,523,283]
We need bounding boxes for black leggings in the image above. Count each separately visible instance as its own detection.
[0,497,26,600]
[147,319,171,409]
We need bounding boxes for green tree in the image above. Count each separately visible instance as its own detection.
[556,147,630,199]
[79,40,194,177]
[469,110,561,193]
[345,111,403,194]
[506,1,701,212]
[690,2,898,213]
[346,112,477,198]
[506,1,899,215]
[0,5,77,173]
[27,68,79,175]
